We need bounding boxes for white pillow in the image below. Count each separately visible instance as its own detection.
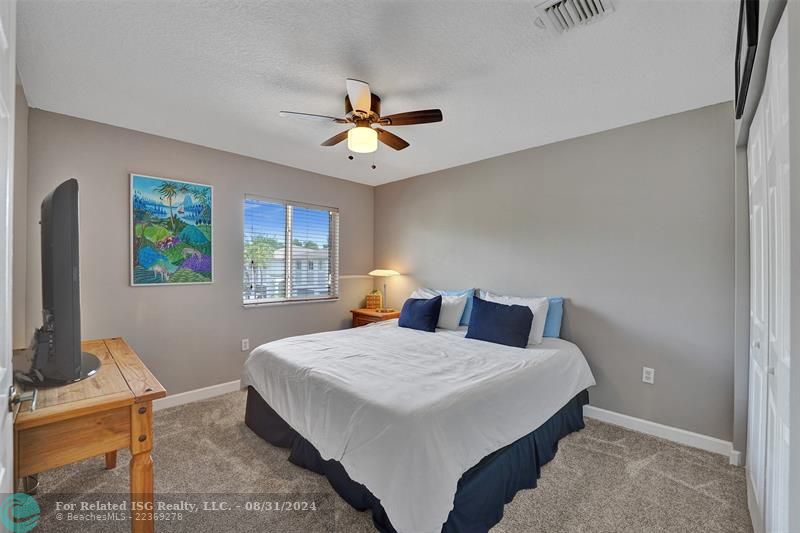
[410,287,438,299]
[409,289,468,330]
[477,290,549,345]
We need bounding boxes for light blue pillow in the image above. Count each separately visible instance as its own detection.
[426,288,474,326]
[543,297,564,338]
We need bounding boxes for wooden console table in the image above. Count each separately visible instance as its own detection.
[12,337,166,533]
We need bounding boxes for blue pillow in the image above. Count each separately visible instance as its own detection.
[466,296,533,348]
[399,295,442,332]
[543,297,564,338]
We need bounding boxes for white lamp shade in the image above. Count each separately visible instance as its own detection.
[347,126,378,153]
[368,269,399,277]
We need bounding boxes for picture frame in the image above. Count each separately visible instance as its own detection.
[735,0,758,119]
[130,173,214,286]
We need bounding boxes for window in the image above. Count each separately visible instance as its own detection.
[243,195,339,304]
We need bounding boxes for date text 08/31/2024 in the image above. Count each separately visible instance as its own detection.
[53,500,320,513]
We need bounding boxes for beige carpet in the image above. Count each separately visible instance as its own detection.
[33,391,752,532]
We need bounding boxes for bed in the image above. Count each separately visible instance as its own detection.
[241,319,596,533]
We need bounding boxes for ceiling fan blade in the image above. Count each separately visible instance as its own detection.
[279,111,348,124]
[376,128,410,150]
[381,109,443,126]
[346,78,372,114]
[320,129,350,147]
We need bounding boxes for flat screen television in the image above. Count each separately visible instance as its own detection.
[27,178,100,386]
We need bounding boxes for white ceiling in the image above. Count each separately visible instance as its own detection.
[18,0,737,186]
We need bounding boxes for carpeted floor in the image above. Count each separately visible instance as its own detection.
[34,391,752,532]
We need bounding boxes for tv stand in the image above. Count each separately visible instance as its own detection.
[39,352,101,387]
[78,351,101,378]
[18,351,102,388]
[12,337,167,533]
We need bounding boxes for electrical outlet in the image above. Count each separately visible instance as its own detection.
[241,338,250,352]
[642,366,655,384]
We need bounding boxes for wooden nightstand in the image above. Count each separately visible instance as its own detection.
[351,308,401,328]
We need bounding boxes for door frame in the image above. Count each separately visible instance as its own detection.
[0,0,16,503]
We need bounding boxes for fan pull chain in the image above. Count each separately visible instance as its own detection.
[346,153,376,169]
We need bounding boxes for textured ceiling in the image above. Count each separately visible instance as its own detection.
[18,0,737,186]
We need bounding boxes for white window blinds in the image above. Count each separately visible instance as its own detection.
[243,195,339,305]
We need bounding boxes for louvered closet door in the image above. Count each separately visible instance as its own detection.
[763,14,790,533]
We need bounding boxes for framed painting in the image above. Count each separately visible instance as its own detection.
[734,0,758,119]
[130,173,213,285]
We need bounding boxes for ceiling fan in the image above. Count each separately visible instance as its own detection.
[279,79,443,154]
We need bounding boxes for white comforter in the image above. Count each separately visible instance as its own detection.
[241,320,595,533]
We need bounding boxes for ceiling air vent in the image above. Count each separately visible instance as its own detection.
[535,0,615,33]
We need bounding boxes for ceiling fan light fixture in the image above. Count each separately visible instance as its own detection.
[282,78,441,152]
[347,126,378,153]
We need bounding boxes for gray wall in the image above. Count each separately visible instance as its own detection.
[13,83,28,349]
[374,102,736,441]
[24,110,374,395]
[20,102,740,442]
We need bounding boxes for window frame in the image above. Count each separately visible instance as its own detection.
[243,194,340,307]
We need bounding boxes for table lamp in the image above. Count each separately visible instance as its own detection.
[368,269,400,312]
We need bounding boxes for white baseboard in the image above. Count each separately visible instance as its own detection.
[153,379,241,411]
[583,405,742,465]
[729,449,742,467]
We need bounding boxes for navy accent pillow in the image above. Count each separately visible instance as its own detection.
[399,295,442,332]
[466,296,533,348]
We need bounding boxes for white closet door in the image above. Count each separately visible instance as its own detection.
[747,84,768,515]
[763,14,790,533]
[747,12,791,533]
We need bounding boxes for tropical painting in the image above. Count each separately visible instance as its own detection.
[131,174,213,285]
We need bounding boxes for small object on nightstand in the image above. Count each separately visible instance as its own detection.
[365,290,383,310]
[351,308,401,328]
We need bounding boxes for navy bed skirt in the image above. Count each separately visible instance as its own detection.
[245,387,589,533]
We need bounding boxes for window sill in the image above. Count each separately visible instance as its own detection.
[243,297,340,308]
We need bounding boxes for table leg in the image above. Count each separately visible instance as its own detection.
[131,452,154,533]
[105,451,118,470]
[130,401,154,533]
